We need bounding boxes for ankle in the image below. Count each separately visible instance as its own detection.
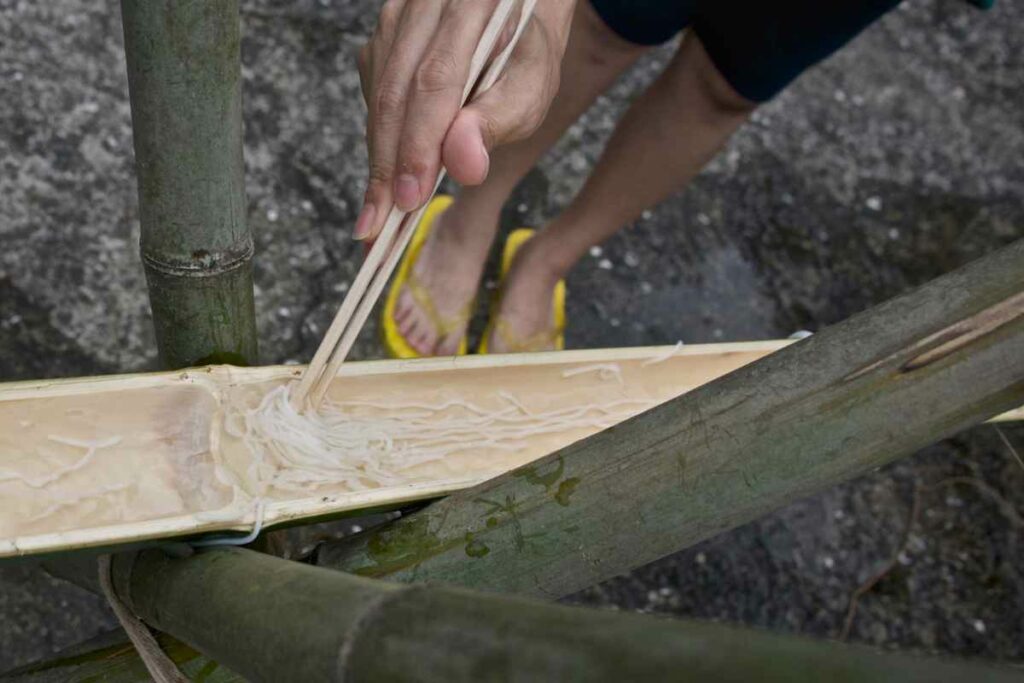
[514,233,570,286]
[434,199,500,253]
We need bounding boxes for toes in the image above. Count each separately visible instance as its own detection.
[394,290,413,324]
[435,332,461,356]
[404,317,433,355]
[421,329,440,355]
[398,309,416,337]
[403,314,423,341]
[482,325,500,353]
[488,331,505,354]
[389,260,475,356]
[412,329,433,355]
[393,303,409,326]
[395,286,442,354]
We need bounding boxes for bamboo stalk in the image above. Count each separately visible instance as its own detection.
[121,0,257,369]
[1,630,242,682]
[22,242,1024,681]
[7,547,1018,682]
[315,239,1024,598]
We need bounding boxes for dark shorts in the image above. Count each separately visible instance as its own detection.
[590,0,904,102]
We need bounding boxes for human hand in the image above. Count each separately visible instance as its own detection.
[354,0,575,240]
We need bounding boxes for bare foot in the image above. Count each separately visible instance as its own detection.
[393,206,492,355]
[486,235,564,353]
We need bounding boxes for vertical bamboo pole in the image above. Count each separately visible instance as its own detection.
[121,0,257,368]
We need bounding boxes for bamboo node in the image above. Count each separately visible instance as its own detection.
[141,239,255,277]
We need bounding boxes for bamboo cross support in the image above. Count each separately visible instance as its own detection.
[8,546,1019,682]
[23,242,1022,682]
[12,241,1024,679]
[315,239,1024,598]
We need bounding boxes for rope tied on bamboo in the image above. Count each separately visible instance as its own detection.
[97,554,189,683]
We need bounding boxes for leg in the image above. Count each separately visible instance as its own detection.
[488,33,755,351]
[489,0,907,352]
[393,1,647,355]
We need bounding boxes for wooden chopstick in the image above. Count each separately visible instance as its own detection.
[302,1,539,410]
[293,0,535,411]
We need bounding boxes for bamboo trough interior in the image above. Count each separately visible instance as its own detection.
[2,340,1020,560]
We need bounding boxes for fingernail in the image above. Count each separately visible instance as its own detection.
[394,174,421,212]
[479,143,490,180]
[354,202,376,240]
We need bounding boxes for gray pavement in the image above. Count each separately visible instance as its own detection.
[1,0,1023,673]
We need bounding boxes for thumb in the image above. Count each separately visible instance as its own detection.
[441,67,551,186]
[441,110,491,187]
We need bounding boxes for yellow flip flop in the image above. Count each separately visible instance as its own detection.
[478,228,566,354]
[381,195,471,358]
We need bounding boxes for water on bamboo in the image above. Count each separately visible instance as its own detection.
[2,342,783,553]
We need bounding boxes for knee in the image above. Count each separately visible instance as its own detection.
[672,34,758,118]
[576,1,649,68]
[697,63,757,117]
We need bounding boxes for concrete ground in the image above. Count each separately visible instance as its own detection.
[2,0,1023,673]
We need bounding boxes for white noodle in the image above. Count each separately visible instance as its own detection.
[561,363,624,384]
[230,382,657,496]
[47,435,123,450]
[192,499,267,547]
[641,341,684,367]
[28,482,133,521]
[13,372,660,539]
[0,436,122,488]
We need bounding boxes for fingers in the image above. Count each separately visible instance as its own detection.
[356,1,443,240]
[440,112,491,186]
[358,0,404,112]
[442,20,557,186]
[356,0,565,239]
[392,2,497,213]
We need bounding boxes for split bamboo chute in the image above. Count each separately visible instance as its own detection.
[0,341,1020,560]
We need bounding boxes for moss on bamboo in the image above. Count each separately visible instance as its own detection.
[317,239,1024,598]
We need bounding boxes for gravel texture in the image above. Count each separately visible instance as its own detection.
[1,0,1022,672]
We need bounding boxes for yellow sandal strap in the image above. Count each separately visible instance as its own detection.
[493,317,563,353]
[406,270,472,338]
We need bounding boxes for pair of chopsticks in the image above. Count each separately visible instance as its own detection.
[292,0,537,412]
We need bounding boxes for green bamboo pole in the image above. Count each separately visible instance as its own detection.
[1,630,242,683]
[315,239,1024,597]
[5,547,1018,682]
[17,241,1024,682]
[122,0,257,368]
